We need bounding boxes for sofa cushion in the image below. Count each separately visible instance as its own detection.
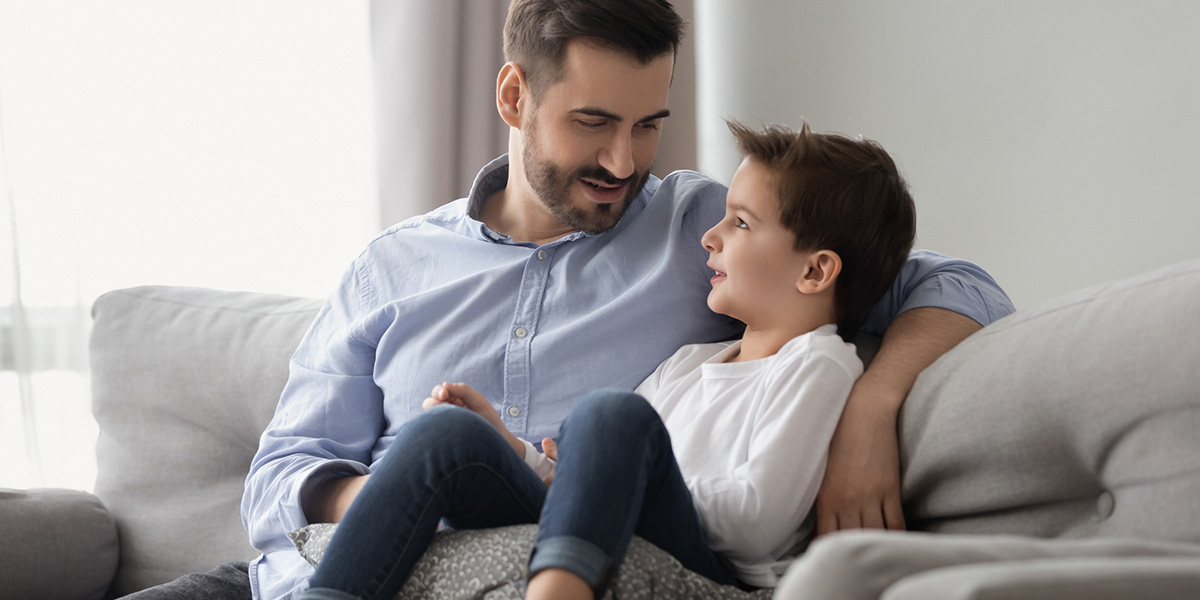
[290,523,771,599]
[900,257,1200,541]
[0,488,118,600]
[90,286,321,595]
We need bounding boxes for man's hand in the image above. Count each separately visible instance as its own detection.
[423,382,525,457]
[816,379,905,534]
[816,307,981,536]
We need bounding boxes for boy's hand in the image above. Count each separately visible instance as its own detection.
[815,381,906,535]
[423,382,526,457]
[541,437,557,486]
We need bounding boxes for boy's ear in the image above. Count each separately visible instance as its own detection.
[496,62,528,129]
[797,250,841,295]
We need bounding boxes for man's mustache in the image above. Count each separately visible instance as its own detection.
[574,166,635,186]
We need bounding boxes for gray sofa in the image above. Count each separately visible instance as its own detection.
[3,258,1199,599]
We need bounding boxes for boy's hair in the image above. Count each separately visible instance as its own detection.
[503,0,684,98]
[728,120,917,337]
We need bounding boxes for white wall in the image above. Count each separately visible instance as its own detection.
[695,0,1200,308]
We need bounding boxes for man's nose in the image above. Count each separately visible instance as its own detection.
[598,130,635,180]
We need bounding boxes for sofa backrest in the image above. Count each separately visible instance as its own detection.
[900,257,1200,544]
[90,286,321,597]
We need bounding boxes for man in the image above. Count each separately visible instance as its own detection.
[132,1,1012,599]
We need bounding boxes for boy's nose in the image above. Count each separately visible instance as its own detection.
[701,225,719,251]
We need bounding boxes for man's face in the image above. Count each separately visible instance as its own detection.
[519,40,674,234]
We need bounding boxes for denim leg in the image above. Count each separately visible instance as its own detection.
[530,390,740,590]
[303,405,548,600]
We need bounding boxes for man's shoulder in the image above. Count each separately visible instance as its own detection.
[365,199,469,247]
[653,169,727,203]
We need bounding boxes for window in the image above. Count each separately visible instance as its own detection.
[0,0,376,491]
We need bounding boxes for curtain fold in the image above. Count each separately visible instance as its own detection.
[370,0,699,225]
[2,113,91,490]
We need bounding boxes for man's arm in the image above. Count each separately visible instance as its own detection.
[815,307,983,533]
[815,249,1014,535]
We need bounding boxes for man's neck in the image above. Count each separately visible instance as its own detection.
[478,187,578,246]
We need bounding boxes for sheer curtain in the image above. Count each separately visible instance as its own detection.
[370,0,699,224]
[0,0,377,492]
[1,97,92,491]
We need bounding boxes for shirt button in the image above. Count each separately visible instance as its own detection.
[537,250,548,261]
[507,406,521,417]
[514,327,528,338]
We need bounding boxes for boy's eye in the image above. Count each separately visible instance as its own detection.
[736,218,749,229]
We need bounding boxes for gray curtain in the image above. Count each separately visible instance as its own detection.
[370,0,699,226]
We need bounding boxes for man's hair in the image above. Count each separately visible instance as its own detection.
[728,120,917,337]
[503,0,684,98]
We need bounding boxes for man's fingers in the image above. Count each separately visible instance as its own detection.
[883,496,907,531]
[816,505,839,537]
[837,511,863,530]
[860,505,886,530]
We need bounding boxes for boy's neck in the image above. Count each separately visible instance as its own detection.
[727,308,838,363]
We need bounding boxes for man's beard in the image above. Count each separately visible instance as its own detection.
[522,126,650,235]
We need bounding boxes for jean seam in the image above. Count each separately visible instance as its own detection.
[361,460,542,600]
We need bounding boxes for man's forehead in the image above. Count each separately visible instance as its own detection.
[544,40,674,118]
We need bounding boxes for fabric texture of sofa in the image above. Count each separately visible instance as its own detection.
[2,258,1199,599]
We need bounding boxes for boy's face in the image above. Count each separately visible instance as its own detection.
[701,158,812,326]
[517,40,673,234]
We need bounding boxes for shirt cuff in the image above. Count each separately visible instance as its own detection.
[295,459,372,528]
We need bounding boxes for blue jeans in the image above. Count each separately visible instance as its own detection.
[301,391,741,600]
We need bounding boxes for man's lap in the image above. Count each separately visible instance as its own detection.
[119,562,251,600]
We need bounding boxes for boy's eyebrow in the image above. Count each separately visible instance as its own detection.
[570,107,671,123]
[726,200,761,220]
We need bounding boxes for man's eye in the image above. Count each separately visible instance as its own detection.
[579,120,605,129]
[638,121,661,131]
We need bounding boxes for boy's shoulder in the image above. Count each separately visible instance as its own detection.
[773,325,863,377]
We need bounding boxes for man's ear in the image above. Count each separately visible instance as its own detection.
[797,250,841,295]
[496,62,528,129]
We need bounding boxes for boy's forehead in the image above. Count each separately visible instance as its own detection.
[728,159,784,217]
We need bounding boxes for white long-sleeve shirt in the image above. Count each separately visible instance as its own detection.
[634,324,862,587]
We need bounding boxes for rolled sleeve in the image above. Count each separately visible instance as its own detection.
[861,250,1015,336]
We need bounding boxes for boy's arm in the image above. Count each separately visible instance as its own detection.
[815,306,982,534]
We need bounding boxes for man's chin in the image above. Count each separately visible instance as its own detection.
[562,202,627,235]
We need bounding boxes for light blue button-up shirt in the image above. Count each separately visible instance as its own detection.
[242,155,1014,600]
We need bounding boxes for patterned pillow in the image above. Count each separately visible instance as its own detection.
[290,523,771,599]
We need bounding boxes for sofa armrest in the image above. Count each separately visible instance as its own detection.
[884,556,1200,600]
[0,488,118,600]
[775,530,1200,600]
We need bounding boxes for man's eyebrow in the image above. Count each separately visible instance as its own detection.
[570,107,671,123]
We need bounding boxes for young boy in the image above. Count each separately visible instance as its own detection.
[298,121,916,600]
